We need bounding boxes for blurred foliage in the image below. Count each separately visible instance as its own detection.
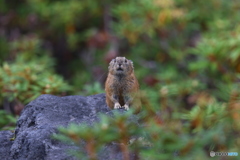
[0,36,71,105]
[0,35,71,129]
[0,110,17,131]
[0,54,71,103]
[54,99,240,160]
[1,0,240,158]
[82,82,104,95]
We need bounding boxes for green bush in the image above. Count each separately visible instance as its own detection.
[0,110,17,131]
[0,36,71,105]
[54,100,239,160]
[0,55,71,104]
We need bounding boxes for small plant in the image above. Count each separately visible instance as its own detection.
[0,54,71,104]
[0,110,17,131]
[0,36,72,106]
[83,82,104,95]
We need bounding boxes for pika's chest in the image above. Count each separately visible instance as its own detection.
[111,82,125,93]
[110,79,133,94]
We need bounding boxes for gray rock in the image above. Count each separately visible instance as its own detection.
[0,93,138,160]
[0,130,14,160]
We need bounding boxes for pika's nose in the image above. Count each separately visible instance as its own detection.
[118,64,122,67]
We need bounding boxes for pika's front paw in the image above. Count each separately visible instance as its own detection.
[114,103,121,109]
[123,104,129,110]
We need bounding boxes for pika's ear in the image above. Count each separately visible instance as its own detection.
[130,60,133,65]
[129,60,134,68]
[109,58,115,64]
[108,59,114,70]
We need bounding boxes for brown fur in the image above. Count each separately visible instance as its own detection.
[105,57,141,113]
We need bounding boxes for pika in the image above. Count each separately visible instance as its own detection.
[105,57,141,113]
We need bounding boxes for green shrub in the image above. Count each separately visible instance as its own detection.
[0,110,17,131]
[0,36,72,105]
[54,99,239,160]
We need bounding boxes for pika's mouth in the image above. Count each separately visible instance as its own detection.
[117,68,124,71]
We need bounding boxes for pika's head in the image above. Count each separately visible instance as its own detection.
[108,57,134,76]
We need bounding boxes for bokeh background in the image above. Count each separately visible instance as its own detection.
[1,0,240,158]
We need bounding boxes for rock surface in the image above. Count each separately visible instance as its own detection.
[0,93,137,160]
[0,131,14,160]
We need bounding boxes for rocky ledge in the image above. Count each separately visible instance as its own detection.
[0,93,137,160]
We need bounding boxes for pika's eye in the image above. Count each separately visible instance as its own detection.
[125,59,127,63]
[114,59,116,63]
